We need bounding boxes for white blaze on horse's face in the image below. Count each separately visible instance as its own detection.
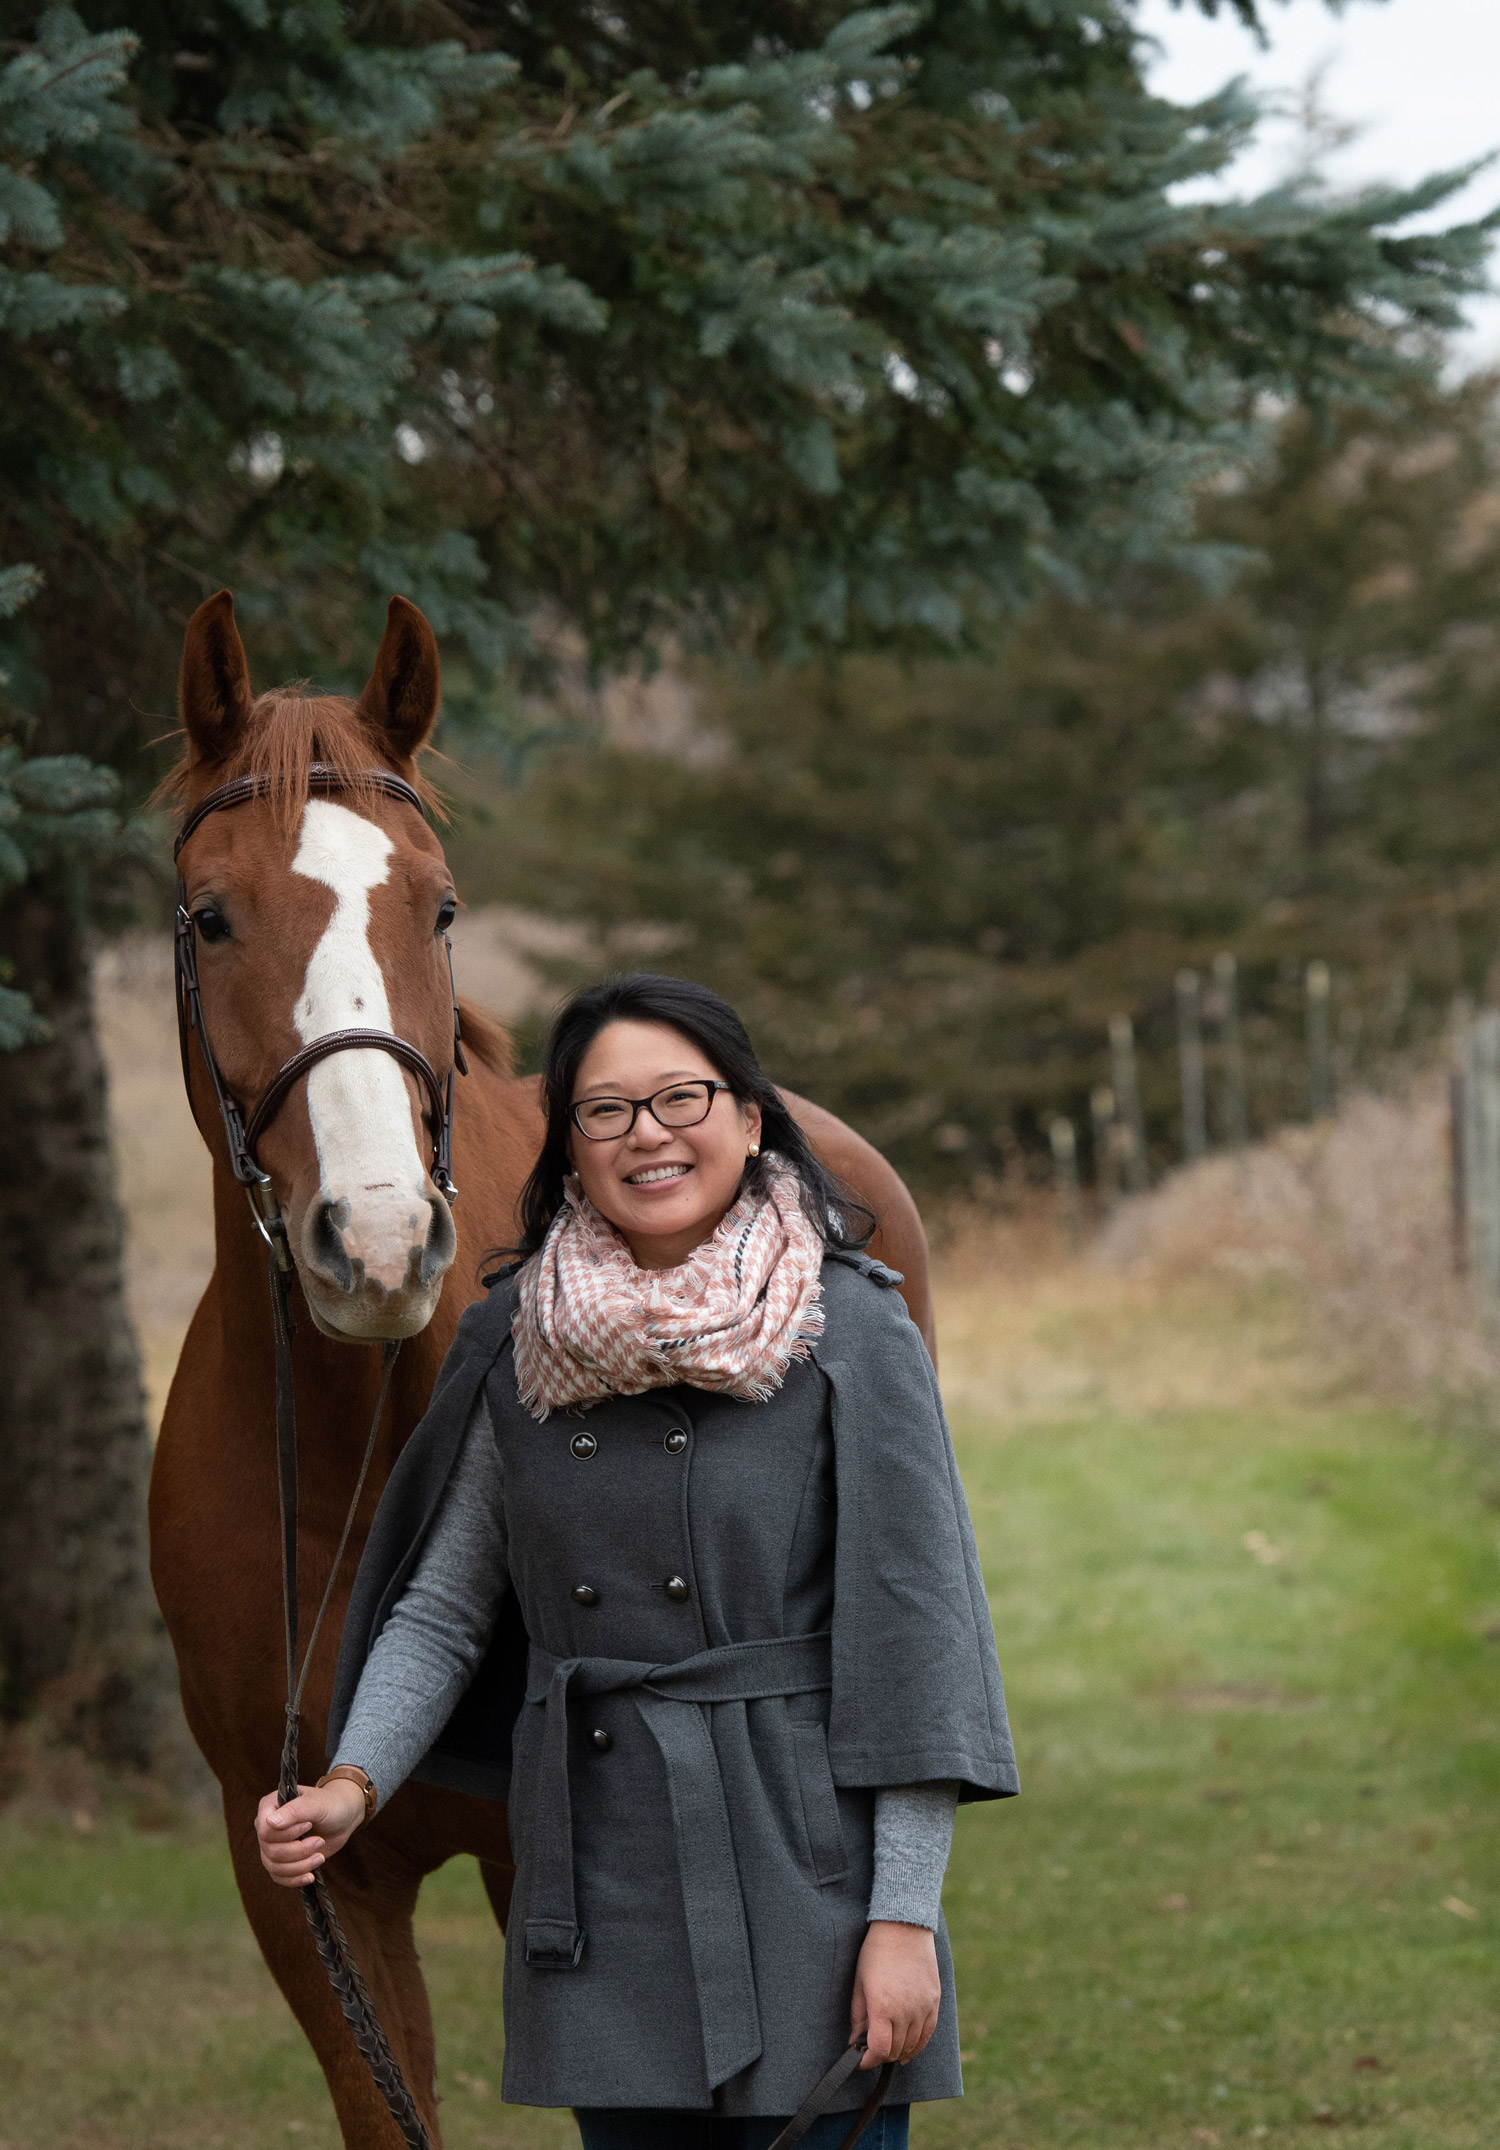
[290,799,450,1329]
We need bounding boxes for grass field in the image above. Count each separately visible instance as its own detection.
[4,1232,1499,2149]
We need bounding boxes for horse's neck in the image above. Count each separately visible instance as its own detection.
[447,1060,543,1304]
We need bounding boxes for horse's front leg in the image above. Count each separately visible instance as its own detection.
[222,1780,442,2148]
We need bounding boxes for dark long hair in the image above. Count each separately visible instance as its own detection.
[506,973,874,1263]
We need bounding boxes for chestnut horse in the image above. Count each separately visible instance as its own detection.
[149,590,936,2148]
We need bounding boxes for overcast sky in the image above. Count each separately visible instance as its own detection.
[1136,0,1500,364]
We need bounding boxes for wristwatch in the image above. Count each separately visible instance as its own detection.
[316,1764,377,1822]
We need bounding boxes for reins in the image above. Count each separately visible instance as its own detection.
[174,762,454,2150]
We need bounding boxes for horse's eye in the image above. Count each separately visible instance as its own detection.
[193,905,231,945]
[435,898,456,934]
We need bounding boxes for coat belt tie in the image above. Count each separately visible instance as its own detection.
[522,1631,835,2089]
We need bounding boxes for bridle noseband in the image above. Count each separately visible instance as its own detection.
[173,762,465,1265]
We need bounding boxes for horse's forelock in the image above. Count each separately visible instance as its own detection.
[157,687,445,830]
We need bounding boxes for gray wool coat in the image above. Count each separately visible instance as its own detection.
[328,1250,1017,2116]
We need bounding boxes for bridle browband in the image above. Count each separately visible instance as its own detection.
[173,762,465,1264]
[172,760,459,2150]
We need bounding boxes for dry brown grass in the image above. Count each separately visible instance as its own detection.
[94,935,213,1425]
[928,1072,1500,1425]
[929,1201,1326,1421]
[1096,1073,1500,1411]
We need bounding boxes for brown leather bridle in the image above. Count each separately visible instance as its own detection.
[173,762,464,1268]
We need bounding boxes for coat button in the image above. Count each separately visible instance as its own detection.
[590,1728,612,1752]
[664,1428,688,1454]
[570,1431,597,1459]
[572,1584,600,1607]
[664,1575,690,1601]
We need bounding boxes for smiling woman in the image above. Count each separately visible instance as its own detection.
[567,1023,762,1271]
[508,973,874,1281]
[273,971,1019,2150]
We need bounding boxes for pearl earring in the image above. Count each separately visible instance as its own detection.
[748,1143,760,1158]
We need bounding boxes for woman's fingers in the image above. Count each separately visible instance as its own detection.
[256,1786,319,1837]
[861,2002,937,2068]
[255,1785,337,1886]
[264,1834,326,1863]
[898,1999,940,2065]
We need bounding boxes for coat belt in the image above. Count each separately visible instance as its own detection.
[521,1631,835,2089]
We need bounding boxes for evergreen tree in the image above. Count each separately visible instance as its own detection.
[0,0,1494,1751]
[480,371,1500,1191]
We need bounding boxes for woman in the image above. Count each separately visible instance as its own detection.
[257,974,1017,2148]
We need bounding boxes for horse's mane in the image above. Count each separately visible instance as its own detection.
[155,687,445,830]
[456,997,513,1077]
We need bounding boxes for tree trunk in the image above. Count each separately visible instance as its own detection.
[0,883,170,1764]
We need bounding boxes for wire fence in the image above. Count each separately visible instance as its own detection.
[1053,954,1340,1215]
[1062,956,1500,1325]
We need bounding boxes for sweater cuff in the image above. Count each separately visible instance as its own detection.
[868,1780,959,1930]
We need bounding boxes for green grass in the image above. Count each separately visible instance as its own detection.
[3,1390,1498,2148]
[936,1397,1500,2149]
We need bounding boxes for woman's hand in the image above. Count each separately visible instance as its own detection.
[850,1920,942,2069]
[255,1780,367,1889]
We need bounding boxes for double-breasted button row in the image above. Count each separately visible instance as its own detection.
[569,1427,689,1457]
[572,1579,690,1605]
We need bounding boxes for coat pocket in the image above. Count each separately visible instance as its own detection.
[790,1719,850,1885]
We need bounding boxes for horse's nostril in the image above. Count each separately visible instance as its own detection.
[419,1192,458,1287]
[307,1199,354,1291]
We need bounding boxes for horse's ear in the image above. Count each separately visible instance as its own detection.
[180,590,253,765]
[359,596,441,761]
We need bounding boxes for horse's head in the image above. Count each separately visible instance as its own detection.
[173,591,467,1342]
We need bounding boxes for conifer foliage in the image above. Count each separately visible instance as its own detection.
[488,374,1500,1191]
[0,0,1494,1752]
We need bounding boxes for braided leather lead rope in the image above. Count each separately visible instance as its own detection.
[269,1252,432,2150]
[298,1875,431,2149]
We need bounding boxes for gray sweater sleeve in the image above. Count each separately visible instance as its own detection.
[333,1390,508,1809]
[869,1782,959,1929]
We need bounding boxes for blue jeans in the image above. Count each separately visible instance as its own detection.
[575,2102,910,2149]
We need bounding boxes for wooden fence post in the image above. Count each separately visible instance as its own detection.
[1306,959,1333,1121]
[1176,967,1208,1163]
[1049,1116,1083,1250]
[1108,1014,1149,1193]
[1090,1084,1119,1214]
[1212,951,1249,1151]
[1461,1012,1500,1308]
[1450,1063,1468,1277]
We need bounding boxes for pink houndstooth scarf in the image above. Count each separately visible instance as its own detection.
[511,1157,826,1418]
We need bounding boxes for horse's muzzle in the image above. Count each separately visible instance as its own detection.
[297,1185,457,1339]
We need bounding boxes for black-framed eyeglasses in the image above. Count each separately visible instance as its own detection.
[569,1079,732,1141]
